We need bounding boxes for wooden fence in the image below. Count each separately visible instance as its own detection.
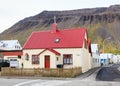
[1,67,82,77]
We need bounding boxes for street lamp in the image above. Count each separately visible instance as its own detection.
[103,37,111,53]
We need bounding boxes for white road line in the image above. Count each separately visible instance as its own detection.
[30,80,71,86]
[14,79,71,86]
[14,79,42,86]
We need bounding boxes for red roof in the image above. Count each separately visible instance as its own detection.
[37,48,60,56]
[3,51,23,56]
[23,23,87,49]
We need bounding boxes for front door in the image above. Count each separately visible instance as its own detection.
[45,55,50,68]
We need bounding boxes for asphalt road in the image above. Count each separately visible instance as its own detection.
[0,64,120,86]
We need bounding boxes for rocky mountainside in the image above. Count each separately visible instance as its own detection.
[1,5,120,53]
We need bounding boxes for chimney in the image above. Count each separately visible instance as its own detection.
[52,16,58,33]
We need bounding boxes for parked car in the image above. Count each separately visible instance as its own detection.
[0,59,10,71]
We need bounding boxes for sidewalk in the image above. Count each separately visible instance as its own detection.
[76,67,101,79]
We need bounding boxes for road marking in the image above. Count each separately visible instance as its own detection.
[14,79,41,86]
[14,79,71,86]
[30,80,71,86]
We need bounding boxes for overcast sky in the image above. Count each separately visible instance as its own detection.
[0,0,120,33]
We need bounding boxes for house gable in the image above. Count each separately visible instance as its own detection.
[37,49,60,56]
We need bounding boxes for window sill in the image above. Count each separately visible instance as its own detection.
[32,64,39,65]
[63,64,73,65]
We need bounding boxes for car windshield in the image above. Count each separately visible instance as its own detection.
[0,60,9,63]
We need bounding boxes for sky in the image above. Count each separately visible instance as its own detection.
[0,0,120,33]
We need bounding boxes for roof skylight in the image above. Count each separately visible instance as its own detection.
[55,38,60,43]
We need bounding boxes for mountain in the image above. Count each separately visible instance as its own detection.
[1,5,120,54]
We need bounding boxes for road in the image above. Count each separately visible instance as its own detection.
[0,64,120,86]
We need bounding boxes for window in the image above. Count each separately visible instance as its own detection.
[63,54,73,64]
[56,57,59,61]
[32,55,39,64]
[25,53,29,61]
[10,59,17,61]
[95,59,97,62]
[93,58,98,63]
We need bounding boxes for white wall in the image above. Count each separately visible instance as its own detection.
[4,56,22,68]
[100,53,119,65]
[55,48,82,68]
[39,50,57,68]
[80,48,92,73]
[111,55,119,63]
[117,55,120,63]
[55,48,92,72]
[91,44,100,68]
[22,49,44,68]
[92,53,100,68]
[22,48,92,73]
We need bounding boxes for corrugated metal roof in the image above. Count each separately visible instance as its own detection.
[23,23,87,49]
[0,40,22,50]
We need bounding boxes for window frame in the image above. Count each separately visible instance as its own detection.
[63,54,73,65]
[25,53,29,61]
[32,55,39,64]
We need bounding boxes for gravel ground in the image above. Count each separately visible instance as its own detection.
[96,63,120,81]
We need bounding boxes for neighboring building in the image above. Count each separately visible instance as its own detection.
[0,40,22,68]
[22,21,92,73]
[117,55,120,63]
[0,40,22,50]
[108,54,119,64]
[100,54,109,65]
[100,53,119,65]
[91,44,100,68]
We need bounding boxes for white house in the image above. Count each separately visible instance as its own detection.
[22,21,92,73]
[100,54,109,65]
[0,40,23,68]
[91,44,100,68]
[117,55,120,63]
[108,54,119,63]
[100,53,119,65]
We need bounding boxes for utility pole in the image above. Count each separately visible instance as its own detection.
[102,37,111,53]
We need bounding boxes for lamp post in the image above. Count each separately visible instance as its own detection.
[103,37,111,53]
